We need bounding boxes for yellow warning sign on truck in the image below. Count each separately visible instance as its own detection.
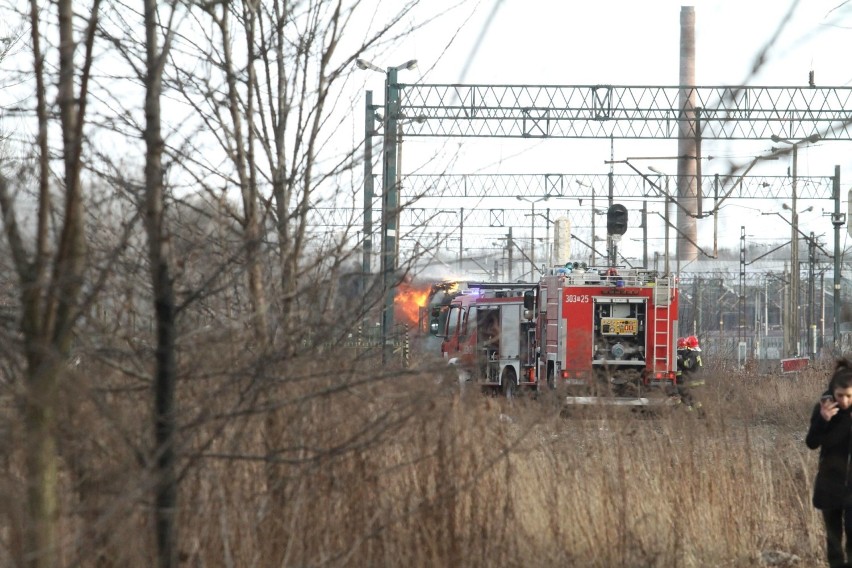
[600,318,638,336]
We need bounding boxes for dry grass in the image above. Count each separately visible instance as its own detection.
[0,346,835,567]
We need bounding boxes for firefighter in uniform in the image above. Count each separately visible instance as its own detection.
[676,337,688,380]
[675,335,704,412]
[682,336,704,383]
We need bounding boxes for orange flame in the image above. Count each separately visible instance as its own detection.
[395,282,432,327]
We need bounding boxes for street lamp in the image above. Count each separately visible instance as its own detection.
[771,133,820,356]
[760,207,829,358]
[760,207,817,240]
[648,167,673,275]
[574,179,597,261]
[356,58,417,73]
[356,57,418,358]
[517,195,549,276]
[526,210,558,267]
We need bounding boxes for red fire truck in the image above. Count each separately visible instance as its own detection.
[434,282,538,397]
[433,265,680,404]
[539,264,679,404]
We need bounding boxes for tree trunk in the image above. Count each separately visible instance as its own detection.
[143,1,178,566]
[220,1,269,346]
[16,0,98,564]
[23,350,59,568]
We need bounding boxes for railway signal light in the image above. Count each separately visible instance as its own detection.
[606,204,628,236]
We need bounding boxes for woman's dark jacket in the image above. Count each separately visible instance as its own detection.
[806,402,852,509]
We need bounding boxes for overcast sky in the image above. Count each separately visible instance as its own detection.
[353,0,852,266]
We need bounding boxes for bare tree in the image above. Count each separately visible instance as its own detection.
[0,1,101,566]
[164,0,439,348]
[141,1,180,566]
[0,0,470,564]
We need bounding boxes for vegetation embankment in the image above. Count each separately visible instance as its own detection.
[0,349,830,567]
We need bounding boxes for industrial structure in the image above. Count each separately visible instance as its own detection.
[355,6,852,364]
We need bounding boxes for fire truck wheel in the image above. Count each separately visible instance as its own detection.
[502,368,518,399]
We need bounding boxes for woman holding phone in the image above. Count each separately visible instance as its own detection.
[807,359,852,568]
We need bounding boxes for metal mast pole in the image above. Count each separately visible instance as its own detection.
[363,90,374,290]
[832,166,844,353]
[809,231,816,357]
[739,226,746,352]
[381,67,400,356]
[790,143,799,355]
[531,202,535,277]
[459,207,464,269]
[545,207,551,267]
[507,228,513,281]
[642,200,648,269]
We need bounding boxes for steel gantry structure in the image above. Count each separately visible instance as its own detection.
[364,82,852,350]
[395,85,852,140]
[403,172,835,199]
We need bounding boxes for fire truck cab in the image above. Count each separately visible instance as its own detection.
[436,283,538,396]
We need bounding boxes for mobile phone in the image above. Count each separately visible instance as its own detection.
[821,394,835,403]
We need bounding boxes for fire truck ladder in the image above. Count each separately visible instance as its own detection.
[652,279,672,374]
